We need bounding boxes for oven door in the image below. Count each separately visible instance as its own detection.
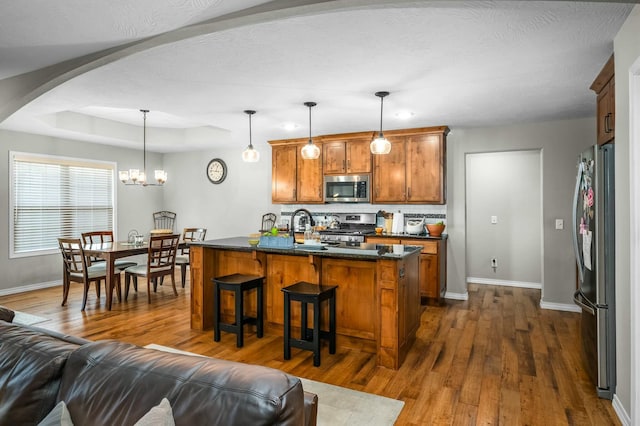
[324,175,370,203]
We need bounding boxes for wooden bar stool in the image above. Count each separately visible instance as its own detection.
[212,273,264,348]
[282,281,338,367]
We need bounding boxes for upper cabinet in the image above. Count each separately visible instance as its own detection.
[373,127,449,204]
[270,126,448,204]
[322,132,374,174]
[590,54,615,145]
[270,140,323,204]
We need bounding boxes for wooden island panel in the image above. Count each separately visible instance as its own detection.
[190,240,421,369]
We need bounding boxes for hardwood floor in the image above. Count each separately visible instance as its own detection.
[0,278,620,425]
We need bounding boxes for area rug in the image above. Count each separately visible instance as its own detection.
[144,344,404,425]
[12,311,50,326]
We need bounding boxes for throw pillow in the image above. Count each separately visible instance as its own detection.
[37,401,74,426]
[0,305,15,322]
[134,398,175,426]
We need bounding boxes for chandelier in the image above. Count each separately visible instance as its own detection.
[119,109,167,186]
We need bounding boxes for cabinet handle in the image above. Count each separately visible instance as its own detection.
[605,113,613,133]
[399,267,405,278]
[347,159,350,170]
[407,187,411,198]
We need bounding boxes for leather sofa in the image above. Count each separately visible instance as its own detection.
[0,318,318,425]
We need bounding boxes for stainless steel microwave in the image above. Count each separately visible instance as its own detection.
[324,174,370,203]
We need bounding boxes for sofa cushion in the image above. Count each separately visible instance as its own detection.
[134,398,174,426]
[0,306,15,322]
[0,322,82,425]
[58,340,306,425]
[37,401,74,426]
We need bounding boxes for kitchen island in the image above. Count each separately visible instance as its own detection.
[189,237,421,369]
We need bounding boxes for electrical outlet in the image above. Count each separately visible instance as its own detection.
[491,257,497,268]
[555,219,564,230]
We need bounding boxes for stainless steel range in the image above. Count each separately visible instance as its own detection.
[319,213,376,243]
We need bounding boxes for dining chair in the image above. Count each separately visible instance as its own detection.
[153,211,177,232]
[81,231,138,270]
[58,238,122,311]
[123,234,181,304]
[260,213,277,232]
[175,228,207,288]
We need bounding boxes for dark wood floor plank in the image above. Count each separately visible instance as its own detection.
[0,280,621,425]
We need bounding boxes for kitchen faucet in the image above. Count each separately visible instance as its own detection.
[290,209,316,233]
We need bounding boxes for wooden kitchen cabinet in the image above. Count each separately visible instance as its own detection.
[322,132,373,174]
[372,136,407,203]
[270,140,323,203]
[590,54,615,145]
[400,238,447,305]
[372,126,449,204]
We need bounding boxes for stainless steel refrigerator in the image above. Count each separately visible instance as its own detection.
[572,143,615,399]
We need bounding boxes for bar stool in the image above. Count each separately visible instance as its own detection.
[212,273,264,348]
[282,281,338,367]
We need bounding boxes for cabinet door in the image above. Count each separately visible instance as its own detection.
[297,145,324,203]
[420,253,439,299]
[372,137,406,203]
[346,140,372,174]
[406,133,445,203]
[272,145,297,203]
[323,142,346,174]
[596,81,615,145]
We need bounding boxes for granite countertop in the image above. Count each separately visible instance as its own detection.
[190,237,422,260]
[367,232,448,240]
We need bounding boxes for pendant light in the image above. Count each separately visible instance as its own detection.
[300,101,320,160]
[370,91,392,155]
[119,109,167,185]
[242,110,259,162]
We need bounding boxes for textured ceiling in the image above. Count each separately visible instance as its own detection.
[0,1,634,153]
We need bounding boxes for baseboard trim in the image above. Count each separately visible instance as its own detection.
[466,277,541,289]
[444,291,468,301]
[0,280,60,297]
[539,300,581,313]
[612,393,631,426]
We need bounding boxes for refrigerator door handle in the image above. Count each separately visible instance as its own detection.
[573,289,596,315]
[572,161,585,284]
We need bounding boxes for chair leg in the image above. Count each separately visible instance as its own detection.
[114,273,122,303]
[180,264,187,288]
[61,276,70,307]
[147,277,152,304]
[96,279,101,298]
[170,273,178,297]
[81,281,90,311]
[124,273,131,300]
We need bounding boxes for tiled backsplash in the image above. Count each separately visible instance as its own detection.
[279,204,446,229]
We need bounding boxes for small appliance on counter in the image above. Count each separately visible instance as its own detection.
[405,218,425,234]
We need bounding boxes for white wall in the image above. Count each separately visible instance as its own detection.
[162,147,275,239]
[466,150,542,285]
[446,118,594,305]
[612,4,640,419]
[0,129,164,293]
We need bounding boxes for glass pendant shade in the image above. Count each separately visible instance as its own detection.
[371,91,391,155]
[301,140,321,159]
[370,134,392,154]
[242,110,260,162]
[242,145,260,162]
[119,109,166,186]
[301,101,320,160]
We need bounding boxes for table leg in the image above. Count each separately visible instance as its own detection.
[106,254,115,310]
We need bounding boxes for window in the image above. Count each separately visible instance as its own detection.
[10,151,116,258]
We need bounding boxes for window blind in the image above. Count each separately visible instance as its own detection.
[10,152,115,257]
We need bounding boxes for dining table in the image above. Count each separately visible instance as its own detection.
[82,240,185,310]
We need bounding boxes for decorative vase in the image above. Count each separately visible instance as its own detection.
[426,223,445,237]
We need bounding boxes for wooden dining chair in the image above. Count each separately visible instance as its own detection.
[175,228,207,288]
[153,211,176,232]
[81,231,138,270]
[260,213,277,232]
[123,234,181,304]
[58,238,122,311]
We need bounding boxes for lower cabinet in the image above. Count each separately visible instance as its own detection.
[400,238,447,305]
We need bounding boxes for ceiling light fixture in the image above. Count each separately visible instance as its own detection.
[300,101,320,160]
[242,110,259,162]
[395,111,415,120]
[119,109,167,186]
[370,91,391,155]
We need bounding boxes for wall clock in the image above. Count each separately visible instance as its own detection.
[206,158,227,184]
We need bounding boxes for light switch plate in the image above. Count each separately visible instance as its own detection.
[555,219,564,230]
[491,216,498,224]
